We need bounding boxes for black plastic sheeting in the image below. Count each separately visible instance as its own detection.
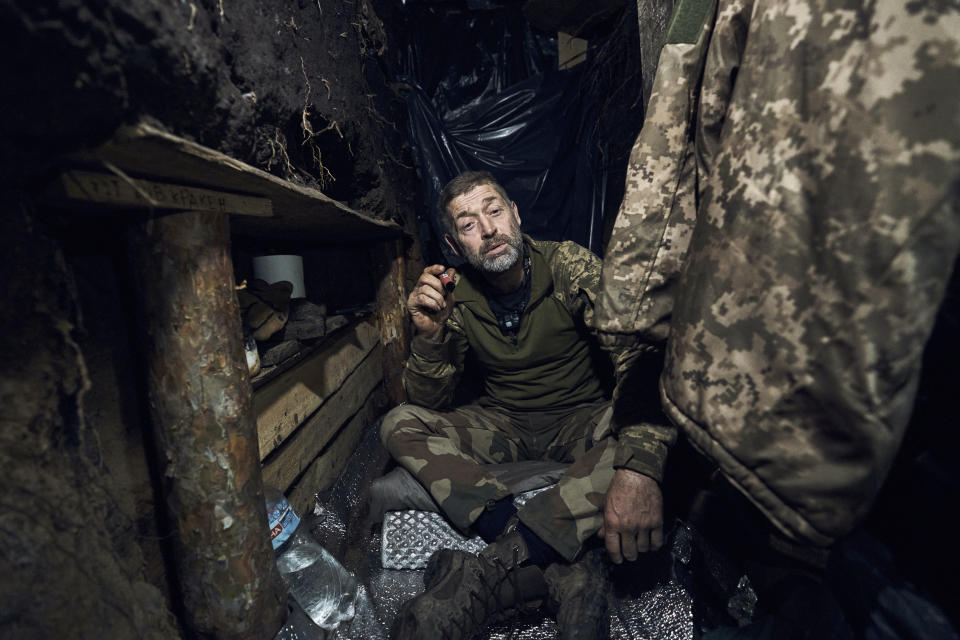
[395,2,612,264]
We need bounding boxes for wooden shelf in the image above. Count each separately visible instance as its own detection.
[253,318,380,461]
[250,314,371,391]
[66,122,406,245]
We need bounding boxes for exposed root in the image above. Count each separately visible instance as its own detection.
[297,56,338,189]
[321,78,332,101]
[366,104,396,130]
[385,149,413,169]
[319,120,343,139]
[187,3,197,31]
[286,16,309,40]
[218,0,225,20]
[309,147,336,190]
[267,128,295,177]
[299,56,315,143]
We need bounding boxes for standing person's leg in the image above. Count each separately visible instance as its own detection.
[380,402,525,532]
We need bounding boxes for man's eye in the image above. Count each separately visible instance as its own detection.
[490,208,501,215]
[461,222,474,232]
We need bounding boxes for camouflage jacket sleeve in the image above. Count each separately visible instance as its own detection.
[594,0,750,349]
[553,241,677,482]
[401,311,470,409]
[591,0,751,481]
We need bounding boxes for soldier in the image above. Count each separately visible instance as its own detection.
[382,171,674,640]
[596,0,960,635]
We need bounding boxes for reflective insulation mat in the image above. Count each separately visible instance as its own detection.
[309,418,742,640]
[381,485,553,570]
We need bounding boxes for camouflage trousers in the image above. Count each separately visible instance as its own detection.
[380,399,615,561]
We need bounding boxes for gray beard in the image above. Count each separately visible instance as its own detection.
[466,232,523,273]
[471,243,521,273]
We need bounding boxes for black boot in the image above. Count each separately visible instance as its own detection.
[544,548,611,640]
[392,531,548,640]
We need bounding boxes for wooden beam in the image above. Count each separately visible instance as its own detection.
[261,345,383,492]
[79,122,406,245]
[373,239,409,405]
[287,386,385,516]
[126,209,284,640]
[48,170,273,217]
[254,319,379,459]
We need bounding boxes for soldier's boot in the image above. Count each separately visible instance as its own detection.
[544,548,611,640]
[392,531,547,640]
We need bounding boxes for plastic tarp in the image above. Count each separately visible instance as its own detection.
[396,2,608,263]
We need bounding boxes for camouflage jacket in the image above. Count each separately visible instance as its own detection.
[596,0,960,546]
[404,236,676,482]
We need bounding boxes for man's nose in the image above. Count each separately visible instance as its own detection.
[479,216,496,237]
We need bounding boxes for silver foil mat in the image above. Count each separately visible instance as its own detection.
[609,583,693,640]
[381,485,555,570]
[382,510,486,569]
[378,505,695,639]
[310,419,718,640]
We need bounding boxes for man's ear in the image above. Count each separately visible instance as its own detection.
[511,201,521,226]
[444,234,462,256]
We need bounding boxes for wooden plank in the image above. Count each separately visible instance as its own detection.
[254,319,379,459]
[287,386,384,516]
[261,344,383,490]
[558,32,588,69]
[76,122,406,245]
[48,170,273,217]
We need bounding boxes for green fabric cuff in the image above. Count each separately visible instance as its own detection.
[614,437,669,484]
[410,333,450,361]
[596,330,641,350]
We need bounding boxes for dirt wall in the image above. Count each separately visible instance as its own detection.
[0,0,417,221]
[0,199,181,639]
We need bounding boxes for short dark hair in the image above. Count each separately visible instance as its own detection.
[435,171,512,237]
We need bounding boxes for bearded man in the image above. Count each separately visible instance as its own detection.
[381,171,674,640]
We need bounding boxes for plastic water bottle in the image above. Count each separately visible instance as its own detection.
[265,486,358,631]
[273,596,325,640]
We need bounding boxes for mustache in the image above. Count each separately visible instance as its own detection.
[481,234,517,254]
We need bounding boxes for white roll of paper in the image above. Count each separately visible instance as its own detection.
[253,254,306,299]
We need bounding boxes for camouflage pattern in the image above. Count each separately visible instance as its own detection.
[404,235,676,484]
[601,0,960,546]
[594,0,722,348]
[380,400,615,561]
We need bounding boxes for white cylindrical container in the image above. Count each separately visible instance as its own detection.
[253,254,306,299]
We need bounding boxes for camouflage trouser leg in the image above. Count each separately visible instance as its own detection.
[380,400,616,561]
[517,404,616,562]
[380,403,524,531]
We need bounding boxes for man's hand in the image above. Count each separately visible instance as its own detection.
[600,468,664,564]
[408,265,456,341]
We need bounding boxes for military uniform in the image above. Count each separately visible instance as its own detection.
[596,0,960,548]
[381,236,674,561]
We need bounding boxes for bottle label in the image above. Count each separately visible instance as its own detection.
[267,495,300,550]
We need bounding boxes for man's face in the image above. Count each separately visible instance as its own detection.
[445,184,523,273]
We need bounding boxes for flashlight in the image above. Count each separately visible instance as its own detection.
[439,272,455,293]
